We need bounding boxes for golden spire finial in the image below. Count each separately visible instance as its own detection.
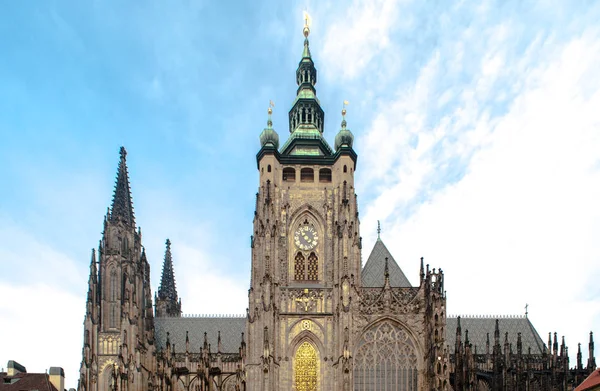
[342,100,349,117]
[267,100,274,127]
[303,11,311,37]
[268,100,275,115]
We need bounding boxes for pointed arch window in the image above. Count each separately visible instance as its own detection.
[294,252,319,281]
[354,320,418,391]
[110,304,117,329]
[307,253,318,281]
[109,269,118,301]
[294,253,305,280]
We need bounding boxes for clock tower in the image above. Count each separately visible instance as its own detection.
[246,18,360,391]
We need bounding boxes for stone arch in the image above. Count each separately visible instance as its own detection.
[354,319,420,391]
[288,328,326,359]
[99,361,117,391]
[221,374,238,391]
[288,207,325,283]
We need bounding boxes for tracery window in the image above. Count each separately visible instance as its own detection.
[294,342,318,391]
[294,252,305,280]
[354,320,418,391]
[294,252,319,281]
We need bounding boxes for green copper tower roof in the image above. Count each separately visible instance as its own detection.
[259,105,279,149]
[280,19,333,157]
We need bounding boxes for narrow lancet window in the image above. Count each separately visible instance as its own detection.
[294,252,306,280]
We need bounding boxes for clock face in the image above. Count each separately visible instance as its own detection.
[294,226,319,251]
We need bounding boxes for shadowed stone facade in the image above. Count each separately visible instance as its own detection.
[78,24,596,391]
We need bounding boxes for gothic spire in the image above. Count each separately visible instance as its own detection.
[156,239,182,317]
[158,239,178,302]
[109,147,135,228]
[589,331,596,370]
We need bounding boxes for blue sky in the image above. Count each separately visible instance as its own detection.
[1,0,599,387]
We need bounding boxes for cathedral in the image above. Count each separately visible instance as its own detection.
[77,22,596,391]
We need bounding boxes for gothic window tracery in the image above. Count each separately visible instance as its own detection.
[294,252,306,280]
[294,252,319,281]
[294,341,318,391]
[354,320,418,391]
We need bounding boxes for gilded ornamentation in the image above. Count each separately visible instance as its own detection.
[292,289,323,313]
[294,342,318,391]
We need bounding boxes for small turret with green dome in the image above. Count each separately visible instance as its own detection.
[335,103,354,150]
[259,104,279,150]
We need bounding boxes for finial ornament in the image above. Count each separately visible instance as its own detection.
[342,100,349,118]
[303,11,311,37]
[377,220,381,239]
[267,100,274,126]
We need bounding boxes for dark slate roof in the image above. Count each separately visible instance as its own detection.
[446,316,546,354]
[361,238,412,288]
[0,372,59,391]
[155,316,246,354]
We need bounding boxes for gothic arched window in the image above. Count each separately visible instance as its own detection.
[294,342,318,391]
[109,269,117,301]
[354,320,418,391]
[294,253,305,280]
[110,304,117,329]
[307,253,318,281]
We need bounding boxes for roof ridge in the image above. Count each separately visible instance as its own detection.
[448,314,527,319]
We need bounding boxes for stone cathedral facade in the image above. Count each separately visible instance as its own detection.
[78,25,596,391]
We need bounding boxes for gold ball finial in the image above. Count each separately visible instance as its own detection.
[303,11,311,37]
[268,107,273,115]
[342,108,347,116]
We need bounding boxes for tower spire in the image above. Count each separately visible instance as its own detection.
[109,146,135,228]
[156,239,182,317]
[287,11,324,135]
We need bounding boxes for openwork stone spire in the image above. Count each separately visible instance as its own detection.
[156,239,181,317]
[158,239,178,302]
[109,146,135,227]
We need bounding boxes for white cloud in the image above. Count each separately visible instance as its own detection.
[360,28,600,354]
[320,0,407,80]
[167,243,247,316]
[0,283,84,390]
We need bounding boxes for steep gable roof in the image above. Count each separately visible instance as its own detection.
[361,238,412,287]
[155,316,246,354]
[446,316,546,354]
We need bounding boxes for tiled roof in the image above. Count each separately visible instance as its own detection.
[445,316,546,354]
[361,239,412,288]
[155,316,246,354]
[576,369,600,391]
[0,373,59,391]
